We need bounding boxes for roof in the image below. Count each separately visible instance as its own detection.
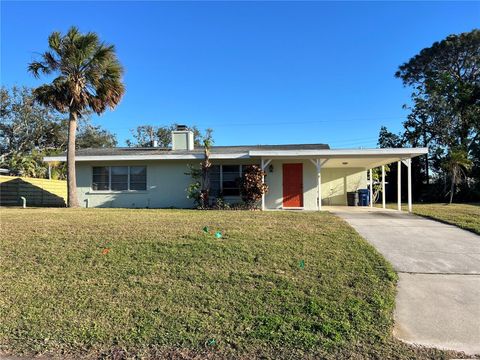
[56,143,331,157]
[43,143,428,169]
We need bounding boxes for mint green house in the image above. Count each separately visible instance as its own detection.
[44,126,427,211]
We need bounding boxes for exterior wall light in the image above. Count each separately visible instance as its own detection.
[268,164,274,173]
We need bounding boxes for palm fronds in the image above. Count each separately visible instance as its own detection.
[28,26,125,115]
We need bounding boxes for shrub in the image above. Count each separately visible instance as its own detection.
[240,165,268,209]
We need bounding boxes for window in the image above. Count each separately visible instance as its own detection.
[92,166,147,191]
[222,165,241,196]
[111,166,128,191]
[129,166,147,190]
[209,165,243,197]
[210,165,221,197]
[92,167,109,190]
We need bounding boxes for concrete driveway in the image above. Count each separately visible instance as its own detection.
[328,206,480,355]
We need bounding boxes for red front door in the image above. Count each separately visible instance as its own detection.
[283,163,303,208]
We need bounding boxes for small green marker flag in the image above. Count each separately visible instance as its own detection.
[207,338,216,346]
[215,231,222,239]
[203,226,209,233]
[299,259,305,269]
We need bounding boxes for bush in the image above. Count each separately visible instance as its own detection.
[240,165,268,209]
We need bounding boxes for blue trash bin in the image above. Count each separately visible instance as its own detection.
[357,189,370,206]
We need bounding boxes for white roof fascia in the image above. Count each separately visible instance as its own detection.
[43,152,250,162]
[43,148,428,163]
[248,148,428,157]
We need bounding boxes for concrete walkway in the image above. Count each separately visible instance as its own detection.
[328,206,480,355]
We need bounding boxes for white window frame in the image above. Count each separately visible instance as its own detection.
[91,165,147,192]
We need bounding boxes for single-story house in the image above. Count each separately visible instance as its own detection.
[43,126,428,211]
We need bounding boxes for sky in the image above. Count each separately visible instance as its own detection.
[1,1,479,148]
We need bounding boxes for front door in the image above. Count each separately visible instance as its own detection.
[283,163,303,208]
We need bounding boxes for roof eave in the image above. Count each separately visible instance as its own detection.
[248,148,429,157]
[43,148,429,163]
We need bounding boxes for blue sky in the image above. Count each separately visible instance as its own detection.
[1,1,479,148]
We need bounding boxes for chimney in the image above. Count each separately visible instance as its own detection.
[171,125,194,151]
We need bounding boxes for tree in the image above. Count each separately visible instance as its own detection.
[1,86,117,178]
[28,26,125,207]
[199,129,213,208]
[396,30,479,149]
[127,124,203,148]
[377,126,404,148]
[392,29,480,201]
[185,129,214,209]
[1,86,67,156]
[76,124,117,148]
[442,148,472,204]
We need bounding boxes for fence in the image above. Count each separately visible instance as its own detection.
[0,175,67,207]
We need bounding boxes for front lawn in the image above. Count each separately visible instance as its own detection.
[379,203,480,235]
[411,203,480,235]
[0,209,465,359]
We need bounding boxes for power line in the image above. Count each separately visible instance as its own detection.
[111,115,407,130]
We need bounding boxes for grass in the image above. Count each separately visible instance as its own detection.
[379,203,480,235]
[0,208,468,359]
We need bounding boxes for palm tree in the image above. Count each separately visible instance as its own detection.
[28,27,125,207]
[443,148,472,204]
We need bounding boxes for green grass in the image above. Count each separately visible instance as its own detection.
[0,208,467,359]
[380,203,480,235]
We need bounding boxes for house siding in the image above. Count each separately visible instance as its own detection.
[264,159,367,210]
[76,160,195,208]
[76,160,366,209]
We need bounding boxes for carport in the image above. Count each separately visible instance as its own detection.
[251,147,429,212]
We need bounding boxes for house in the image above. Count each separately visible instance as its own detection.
[43,125,428,211]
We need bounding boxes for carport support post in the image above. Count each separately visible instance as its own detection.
[309,158,325,211]
[316,159,322,211]
[381,165,386,209]
[369,169,373,207]
[261,158,272,211]
[397,161,402,211]
[407,158,412,213]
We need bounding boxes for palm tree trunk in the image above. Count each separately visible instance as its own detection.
[449,170,456,204]
[67,111,79,207]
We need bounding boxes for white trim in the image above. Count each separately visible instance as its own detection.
[406,158,412,213]
[381,165,386,209]
[309,158,323,211]
[44,153,250,162]
[261,159,272,170]
[249,148,428,157]
[86,190,149,195]
[261,158,266,210]
[369,169,373,208]
[43,147,429,163]
[397,161,402,211]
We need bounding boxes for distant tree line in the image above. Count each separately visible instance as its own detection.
[379,29,479,203]
[0,86,117,179]
[126,124,204,148]
[0,86,211,180]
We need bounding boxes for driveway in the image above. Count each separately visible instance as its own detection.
[328,206,480,355]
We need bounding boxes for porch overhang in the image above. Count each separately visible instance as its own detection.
[249,148,428,169]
